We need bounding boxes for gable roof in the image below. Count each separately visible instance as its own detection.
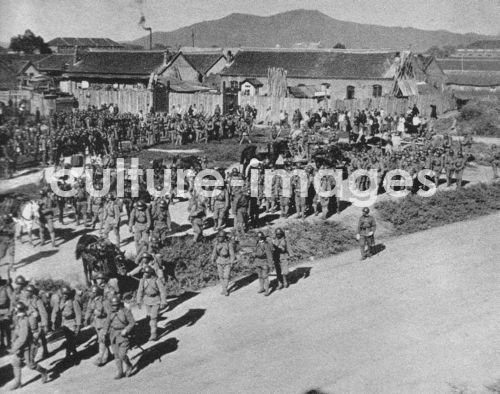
[0,54,48,74]
[438,58,500,72]
[221,50,399,80]
[35,54,74,72]
[445,71,500,87]
[0,60,19,90]
[241,78,263,87]
[183,53,225,75]
[65,51,167,79]
[47,37,122,48]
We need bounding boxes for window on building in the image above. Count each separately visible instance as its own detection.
[244,88,251,96]
[346,85,355,100]
[372,84,382,98]
[230,80,239,90]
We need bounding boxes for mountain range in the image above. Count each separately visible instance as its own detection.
[129,9,497,52]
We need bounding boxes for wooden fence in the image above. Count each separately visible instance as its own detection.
[167,92,222,115]
[73,89,153,113]
[240,94,456,123]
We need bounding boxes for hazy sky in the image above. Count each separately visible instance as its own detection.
[0,0,498,43]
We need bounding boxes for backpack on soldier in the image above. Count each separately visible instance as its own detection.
[0,284,9,309]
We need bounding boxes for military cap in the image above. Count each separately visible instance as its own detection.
[15,275,27,286]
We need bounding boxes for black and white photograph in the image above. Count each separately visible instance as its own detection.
[0,0,499,392]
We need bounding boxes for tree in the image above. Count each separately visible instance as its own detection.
[9,30,52,54]
[333,43,346,49]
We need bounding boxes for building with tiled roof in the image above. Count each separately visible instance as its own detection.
[47,37,123,53]
[220,49,432,99]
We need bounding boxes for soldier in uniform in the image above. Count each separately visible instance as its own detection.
[9,301,49,390]
[234,187,250,236]
[73,179,88,226]
[188,195,206,242]
[22,284,49,360]
[102,194,121,246]
[94,272,119,301]
[428,151,444,188]
[211,230,235,296]
[103,295,135,379]
[444,149,455,187]
[211,184,229,231]
[253,231,274,296]
[84,284,110,366]
[51,285,82,362]
[37,190,57,247]
[357,207,376,260]
[272,228,292,289]
[88,196,104,230]
[128,252,165,282]
[316,167,337,220]
[0,212,16,273]
[454,152,466,190]
[129,200,151,252]
[136,265,166,341]
[152,200,171,243]
[291,170,306,218]
[0,274,12,351]
[491,144,500,179]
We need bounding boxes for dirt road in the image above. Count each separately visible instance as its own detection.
[5,212,500,393]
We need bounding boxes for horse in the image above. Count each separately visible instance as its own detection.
[15,200,40,245]
[75,234,137,293]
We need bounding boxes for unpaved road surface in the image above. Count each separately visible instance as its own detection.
[3,212,500,393]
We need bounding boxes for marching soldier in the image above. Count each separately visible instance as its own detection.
[51,285,82,363]
[454,152,466,190]
[88,196,104,230]
[73,179,88,226]
[94,272,119,301]
[357,207,376,260]
[104,295,135,379]
[136,265,166,341]
[491,144,500,179]
[0,274,12,351]
[253,231,274,296]
[444,149,455,187]
[22,284,49,360]
[102,194,121,246]
[0,212,15,272]
[38,190,57,247]
[129,201,151,252]
[211,184,229,231]
[152,200,172,243]
[234,187,250,236]
[272,228,292,289]
[211,230,235,296]
[428,151,444,188]
[9,301,49,390]
[188,195,206,242]
[129,252,165,282]
[84,284,110,366]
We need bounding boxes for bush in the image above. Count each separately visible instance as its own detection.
[162,221,357,292]
[375,183,500,235]
[458,99,500,136]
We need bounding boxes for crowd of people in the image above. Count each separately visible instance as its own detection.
[1,100,500,389]
[0,103,258,178]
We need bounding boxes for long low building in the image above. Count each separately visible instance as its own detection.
[220,49,445,99]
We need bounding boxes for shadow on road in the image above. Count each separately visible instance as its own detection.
[0,364,13,388]
[371,243,386,256]
[165,291,199,312]
[228,273,258,294]
[288,266,312,286]
[14,249,59,269]
[130,337,179,376]
[159,308,206,339]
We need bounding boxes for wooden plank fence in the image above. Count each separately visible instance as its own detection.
[240,94,456,123]
[168,92,222,115]
[73,89,153,114]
